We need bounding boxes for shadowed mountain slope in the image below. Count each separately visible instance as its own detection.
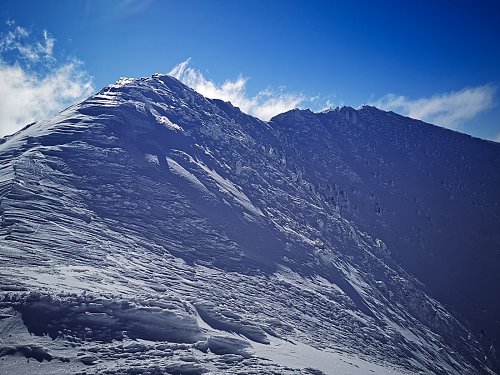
[0,74,498,374]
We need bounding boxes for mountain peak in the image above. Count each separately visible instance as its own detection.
[1,74,499,374]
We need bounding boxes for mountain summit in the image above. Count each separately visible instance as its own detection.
[1,74,499,374]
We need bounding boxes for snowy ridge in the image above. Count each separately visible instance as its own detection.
[0,74,499,374]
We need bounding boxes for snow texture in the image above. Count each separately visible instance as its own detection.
[0,74,499,374]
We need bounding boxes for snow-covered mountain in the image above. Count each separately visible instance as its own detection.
[0,74,499,375]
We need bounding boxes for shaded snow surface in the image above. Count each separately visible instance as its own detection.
[1,74,499,374]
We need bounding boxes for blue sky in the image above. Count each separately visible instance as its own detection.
[0,0,499,141]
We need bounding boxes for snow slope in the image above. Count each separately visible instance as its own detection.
[0,74,498,374]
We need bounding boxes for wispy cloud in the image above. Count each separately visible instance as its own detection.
[168,58,304,121]
[319,99,337,112]
[0,22,93,137]
[370,85,496,130]
[0,24,55,63]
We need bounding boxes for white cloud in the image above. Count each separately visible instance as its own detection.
[0,25,55,63]
[168,58,304,121]
[319,99,336,112]
[0,24,93,137]
[370,85,496,130]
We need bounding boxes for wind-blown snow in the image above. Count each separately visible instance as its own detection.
[0,74,499,375]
